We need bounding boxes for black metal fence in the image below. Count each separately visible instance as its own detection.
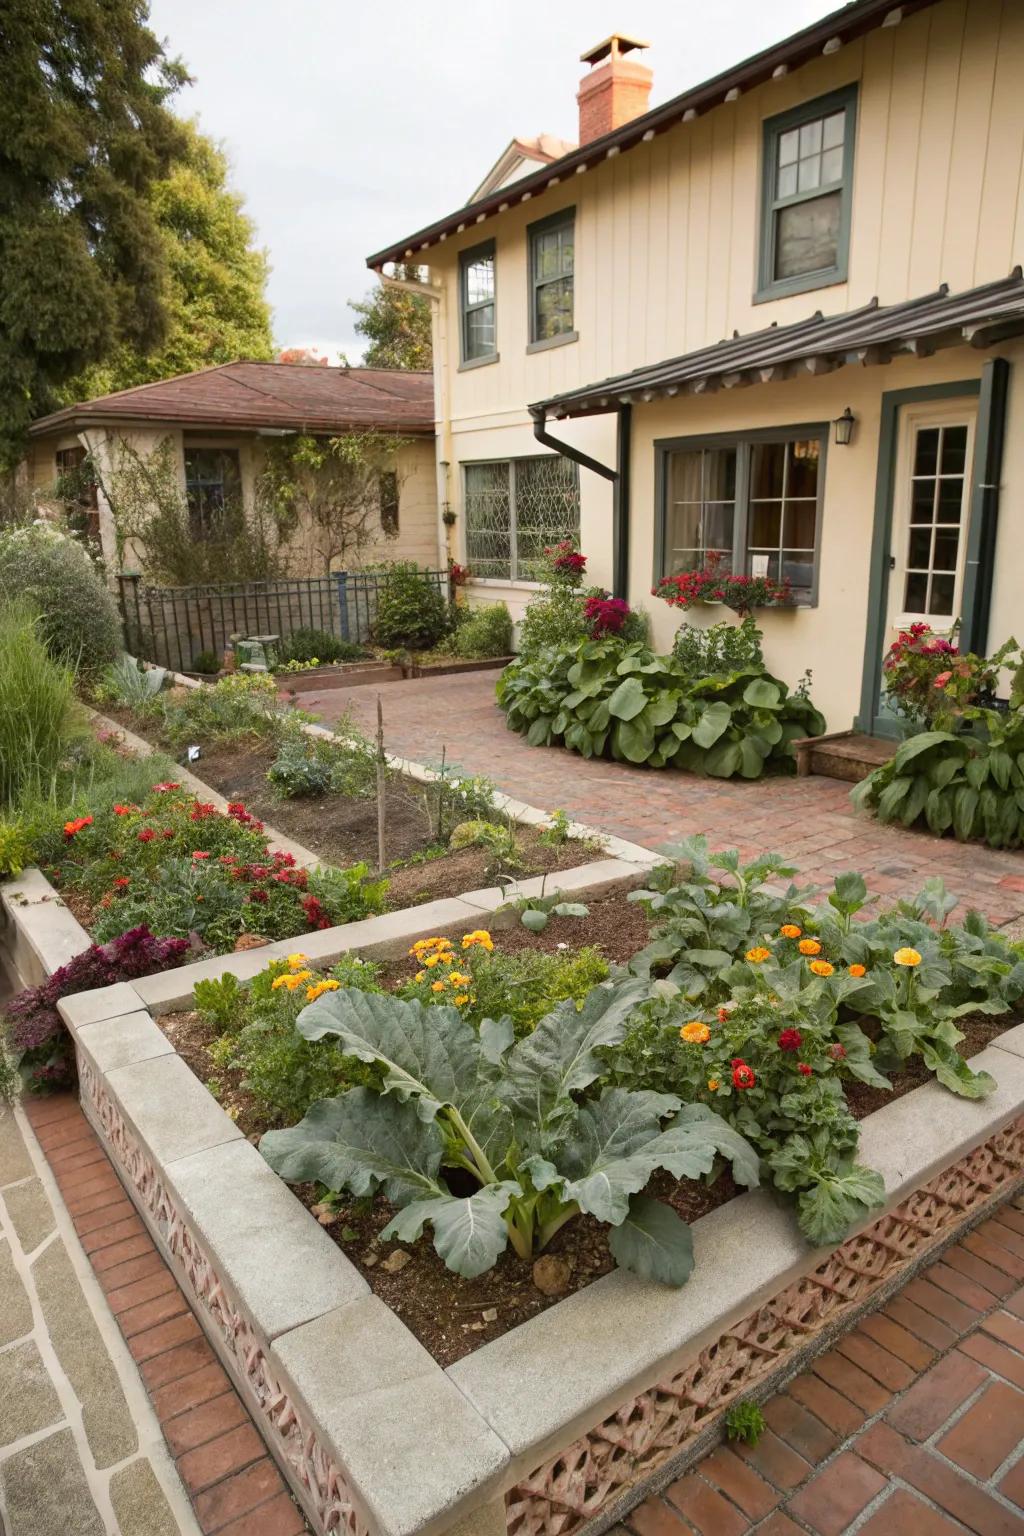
[118,570,451,673]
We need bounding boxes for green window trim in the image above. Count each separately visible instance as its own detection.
[756,85,857,304]
[462,454,580,582]
[459,240,497,365]
[528,207,576,346]
[653,423,830,606]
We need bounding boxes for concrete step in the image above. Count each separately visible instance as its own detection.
[795,731,895,783]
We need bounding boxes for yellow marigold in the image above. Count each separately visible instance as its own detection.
[894,947,922,967]
[448,972,471,988]
[848,963,867,978]
[798,938,822,956]
[305,979,341,1002]
[745,946,771,964]
[414,970,426,983]
[270,974,290,990]
[431,980,445,993]
[273,969,314,991]
[461,930,494,952]
[287,952,309,970]
[780,924,802,939]
[707,1078,721,1092]
[424,953,443,968]
[809,959,835,977]
[454,994,470,1006]
[680,1021,711,1044]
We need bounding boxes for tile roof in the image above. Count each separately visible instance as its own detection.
[29,362,435,437]
[366,0,940,270]
[533,271,1024,419]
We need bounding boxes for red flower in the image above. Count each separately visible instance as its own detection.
[113,876,130,889]
[248,888,268,904]
[731,1061,756,1090]
[152,782,181,792]
[63,815,93,840]
[137,828,155,843]
[798,1063,813,1077]
[192,851,211,861]
[163,829,174,839]
[777,1028,803,1052]
[112,804,136,816]
[717,1006,729,1023]
[190,802,217,821]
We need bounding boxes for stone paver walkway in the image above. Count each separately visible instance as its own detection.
[618,1194,1024,1535]
[0,1096,200,1536]
[303,672,1024,931]
[0,1094,307,1536]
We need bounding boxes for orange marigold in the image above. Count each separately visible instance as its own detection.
[679,1021,711,1045]
[798,938,822,956]
[848,963,867,978]
[780,924,802,939]
[745,946,771,964]
[809,959,835,977]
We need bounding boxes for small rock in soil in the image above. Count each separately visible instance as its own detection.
[362,1250,379,1268]
[532,1255,572,1296]
[381,1249,411,1274]
[312,1203,336,1226]
[234,932,269,951]
[482,1307,498,1322]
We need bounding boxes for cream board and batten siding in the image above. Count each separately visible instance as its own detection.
[429,0,1024,653]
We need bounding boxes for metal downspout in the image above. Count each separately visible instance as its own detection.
[529,405,631,600]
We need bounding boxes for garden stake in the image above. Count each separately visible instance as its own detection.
[375,693,387,873]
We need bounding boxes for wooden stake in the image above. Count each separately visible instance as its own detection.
[376,694,387,873]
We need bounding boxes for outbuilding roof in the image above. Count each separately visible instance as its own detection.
[28,362,435,438]
[531,271,1024,420]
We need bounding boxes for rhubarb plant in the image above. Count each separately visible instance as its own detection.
[259,980,759,1282]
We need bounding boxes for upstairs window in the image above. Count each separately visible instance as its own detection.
[528,209,576,349]
[463,456,579,580]
[758,86,857,301]
[459,242,496,365]
[184,446,242,536]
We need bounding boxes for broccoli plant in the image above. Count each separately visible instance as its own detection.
[259,980,759,1282]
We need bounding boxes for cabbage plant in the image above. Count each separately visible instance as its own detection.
[259,981,759,1282]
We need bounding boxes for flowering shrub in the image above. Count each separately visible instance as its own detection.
[583,594,631,637]
[39,786,387,948]
[3,928,191,1092]
[544,540,588,586]
[655,552,792,616]
[883,622,970,727]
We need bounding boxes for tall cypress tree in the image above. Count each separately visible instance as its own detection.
[0,0,187,468]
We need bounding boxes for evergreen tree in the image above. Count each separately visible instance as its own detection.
[0,0,188,468]
[349,265,432,370]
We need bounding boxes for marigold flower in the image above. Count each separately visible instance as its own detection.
[809,959,835,977]
[414,970,426,982]
[424,953,442,967]
[745,946,771,964]
[454,994,470,1006]
[798,938,822,956]
[780,924,802,939]
[894,947,922,967]
[798,1063,813,1077]
[305,979,340,1002]
[778,1028,803,1052]
[448,972,471,987]
[732,1061,756,1090]
[848,963,867,977]
[680,1021,711,1044]
[707,1078,721,1092]
[287,953,309,969]
[461,930,494,952]
[431,981,445,993]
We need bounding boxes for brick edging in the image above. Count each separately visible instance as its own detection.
[22,1093,309,1536]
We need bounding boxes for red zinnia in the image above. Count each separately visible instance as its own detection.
[137,828,155,843]
[798,1063,813,1077]
[731,1061,756,1090]
[152,782,181,792]
[829,1043,847,1061]
[777,1028,803,1052]
[192,851,211,861]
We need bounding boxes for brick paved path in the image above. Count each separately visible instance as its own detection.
[15,1094,308,1536]
[616,1194,1024,1535]
[301,672,1024,930]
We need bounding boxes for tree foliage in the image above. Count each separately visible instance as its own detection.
[348,266,432,371]
[0,0,188,468]
[63,120,273,399]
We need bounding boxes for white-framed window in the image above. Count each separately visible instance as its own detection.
[463,456,580,581]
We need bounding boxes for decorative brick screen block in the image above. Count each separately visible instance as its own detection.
[506,1118,1024,1536]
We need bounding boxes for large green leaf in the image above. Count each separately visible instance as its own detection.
[919,1042,996,1098]
[259,1088,444,1203]
[607,676,648,721]
[796,1162,887,1246]
[742,678,782,709]
[833,1023,892,1089]
[891,730,960,770]
[553,1088,682,1223]
[607,1195,694,1285]
[503,979,649,1122]
[381,1181,520,1278]
[655,1103,761,1189]
[615,714,656,763]
[692,700,732,749]
[296,988,484,1120]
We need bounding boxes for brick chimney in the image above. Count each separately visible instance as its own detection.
[577,34,652,146]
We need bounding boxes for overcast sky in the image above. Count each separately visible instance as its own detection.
[147,0,841,361]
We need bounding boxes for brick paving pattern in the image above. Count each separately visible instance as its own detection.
[21,1093,308,1536]
[614,1193,1024,1534]
[302,672,1024,930]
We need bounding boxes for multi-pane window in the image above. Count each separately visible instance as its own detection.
[459,242,496,363]
[760,87,856,298]
[183,446,242,534]
[55,446,99,538]
[379,470,399,535]
[902,424,970,618]
[660,430,826,601]
[529,209,575,344]
[463,456,580,580]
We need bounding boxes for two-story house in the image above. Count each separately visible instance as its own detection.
[368,0,1024,733]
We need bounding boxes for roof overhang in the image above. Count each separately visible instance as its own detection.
[530,272,1024,421]
[27,411,434,439]
[366,0,939,270]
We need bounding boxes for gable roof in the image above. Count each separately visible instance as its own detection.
[366,0,940,271]
[28,362,435,438]
[470,135,578,203]
[532,271,1024,419]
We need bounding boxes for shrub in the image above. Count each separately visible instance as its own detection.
[672,616,764,678]
[191,650,221,676]
[497,636,824,777]
[0,525,121,675]
[447,603,512,659]
[517,583,589,657]
[159,672,292,745]
[401,935,610,1037]
[267,731,377,799]
[371,563,448,649]
[3,927,191,1091]
[276,628,367,665]
[94,654,167,710]
[0,602,78,808]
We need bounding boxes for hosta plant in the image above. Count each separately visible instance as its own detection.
[260,981,759,1283]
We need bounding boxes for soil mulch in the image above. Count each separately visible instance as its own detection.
[154,888,1021,1368]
